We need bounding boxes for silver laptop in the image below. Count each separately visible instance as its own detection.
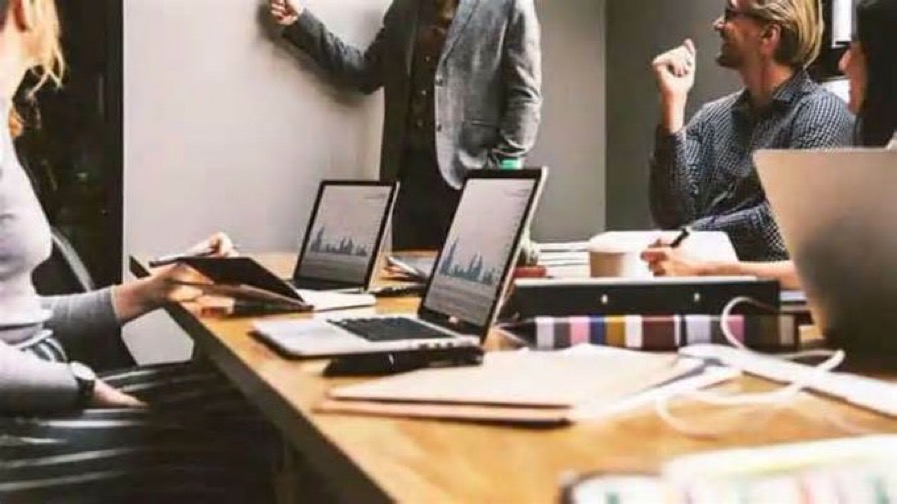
[756,149,897,350]
[252,168,547,357]
[289,180,398,292]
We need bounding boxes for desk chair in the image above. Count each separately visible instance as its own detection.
[32,226,136,370]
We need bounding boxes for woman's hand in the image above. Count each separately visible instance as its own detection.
[113,233,239,322]
[90,379,146,409]
[148,232,239,303]
[186,232,237,259]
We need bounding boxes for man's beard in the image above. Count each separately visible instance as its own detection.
[716,40,742,69]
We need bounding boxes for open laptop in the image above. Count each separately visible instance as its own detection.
[755,149,897,350]
[288,180,398,292]
[252,168,547,357]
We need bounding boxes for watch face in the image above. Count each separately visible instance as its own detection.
[70,362,96,381]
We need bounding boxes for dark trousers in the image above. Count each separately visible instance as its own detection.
[392,147,460,251]
[0,362,278,503]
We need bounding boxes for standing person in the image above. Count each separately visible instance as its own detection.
[0,0,278,500]
[268,0,542,250]
[642,0,897,289]
[650,0,854,261]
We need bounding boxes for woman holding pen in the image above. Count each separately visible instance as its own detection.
[0,0,278,499]
[643,0,897,290]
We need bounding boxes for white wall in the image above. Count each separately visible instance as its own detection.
[122,0,607,363]
[123,0,388,362]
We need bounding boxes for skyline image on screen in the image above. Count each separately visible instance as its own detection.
[298,185,392,284]
[424,178,537,327]
[308,226,370,258]
[438,240,499,286]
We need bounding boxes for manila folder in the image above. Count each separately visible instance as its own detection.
[319,350,697,423]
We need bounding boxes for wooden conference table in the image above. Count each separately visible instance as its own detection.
[130,253,897,502]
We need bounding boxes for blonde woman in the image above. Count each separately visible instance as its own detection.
[650,0,854,263]
[0,0,275,500]
[644,0,897,290]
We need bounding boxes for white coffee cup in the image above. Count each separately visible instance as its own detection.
[587,234,650,278]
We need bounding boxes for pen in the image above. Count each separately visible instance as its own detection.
[669,227,691,248]
[148,246,217,268]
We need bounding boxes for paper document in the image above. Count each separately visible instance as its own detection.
[386,254,436,281]
[536,241,590,253]
[537,251,589,266]
[295,289,375,312]
[319,346,733,424]
[537,251,590,278]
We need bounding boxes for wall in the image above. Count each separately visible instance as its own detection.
[123,0,388,362]
[528,0,606,241]
[121,0,607,363]
[606,0,741,230]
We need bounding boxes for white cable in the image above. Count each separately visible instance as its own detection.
[655,296,865,438]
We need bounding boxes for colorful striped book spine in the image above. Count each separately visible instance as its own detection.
[504,315,798,351]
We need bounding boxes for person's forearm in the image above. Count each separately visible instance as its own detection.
[650,128,699,228]
[0,342,79,414]
[41,290,122,348]
[660,95,687,134]
[111,277,167,323]
[281,9,386,93]
[691,202,787,261]
[699,260,801,290]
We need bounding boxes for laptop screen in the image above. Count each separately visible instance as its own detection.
[295,182,395,284]
[422,174,542,328]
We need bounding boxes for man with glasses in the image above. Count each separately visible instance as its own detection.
[649,0,853,261]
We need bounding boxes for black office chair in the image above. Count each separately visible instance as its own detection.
[32,226,136,370]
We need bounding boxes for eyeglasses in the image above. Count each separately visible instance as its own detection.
[722,6,766,23]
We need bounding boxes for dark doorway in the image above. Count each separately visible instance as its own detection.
[18,0,123,288]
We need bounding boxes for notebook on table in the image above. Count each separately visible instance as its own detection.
[318,347,735,425]
[180,256,376,312]
[251,168,547,357]
[288,180,398,292]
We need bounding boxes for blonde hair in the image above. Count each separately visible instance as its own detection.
[5,0,65,136]
[747,0,824,68]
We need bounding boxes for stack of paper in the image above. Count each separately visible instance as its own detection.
[295,289,376,312]
[318,346,737,425]
[536,241,591,278]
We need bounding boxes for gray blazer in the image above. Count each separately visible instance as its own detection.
[283,0,542,188]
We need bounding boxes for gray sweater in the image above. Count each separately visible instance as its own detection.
[0,109,120,414]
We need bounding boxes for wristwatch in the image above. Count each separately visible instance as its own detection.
[69,361,96,408]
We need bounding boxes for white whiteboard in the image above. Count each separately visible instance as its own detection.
[124,0,389,258]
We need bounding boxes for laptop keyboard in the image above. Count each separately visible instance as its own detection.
[330,317,454,342]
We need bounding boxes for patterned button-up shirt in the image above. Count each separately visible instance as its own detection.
[650,70,855,261]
